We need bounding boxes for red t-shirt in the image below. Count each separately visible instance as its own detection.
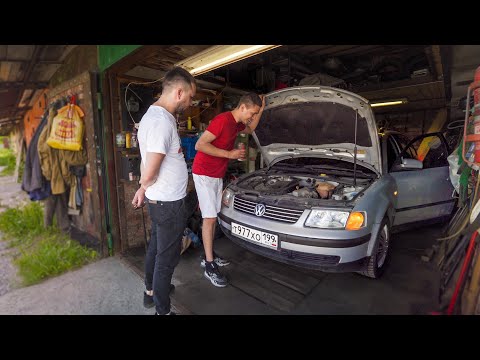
[192,111,246,178]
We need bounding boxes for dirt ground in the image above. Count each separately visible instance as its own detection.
[0,171,29,296]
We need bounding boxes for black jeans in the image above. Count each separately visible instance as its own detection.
[144,197,186,315]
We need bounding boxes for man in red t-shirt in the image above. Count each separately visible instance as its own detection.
[193,93,265,287]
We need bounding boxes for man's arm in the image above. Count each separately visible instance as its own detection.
[241,95,265,135]
[132,152,165,208]
[195,130,244,160]
[139,152,165,190]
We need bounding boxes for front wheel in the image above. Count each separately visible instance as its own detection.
[360,220,390,279]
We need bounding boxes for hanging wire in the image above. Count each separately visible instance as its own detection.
[190,87,227,120]
[124,77,227,127]
[124,78,164,126]
[447,120,465,130]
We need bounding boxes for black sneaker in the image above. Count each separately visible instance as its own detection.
[204,261,228,287]
[155,311,176,315]
[200,252,230,267]
[143,284,175,308]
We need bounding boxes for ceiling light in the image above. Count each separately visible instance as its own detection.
[175,45,281,76]
[370,98,408,108]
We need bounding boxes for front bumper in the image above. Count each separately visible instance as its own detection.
[218,212,371,272]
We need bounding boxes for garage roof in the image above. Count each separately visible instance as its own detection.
[116,45,453,116]
[0,45,76,134]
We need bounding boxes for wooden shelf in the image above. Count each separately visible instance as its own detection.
[116,147,140,152]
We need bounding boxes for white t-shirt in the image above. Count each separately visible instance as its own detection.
[138,105,188,201]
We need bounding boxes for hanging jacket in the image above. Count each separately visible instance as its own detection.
[21,112,50,200]
[38,105,88,195]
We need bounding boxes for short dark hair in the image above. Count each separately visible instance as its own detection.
[237,92,262,108]
[162,66,196,93]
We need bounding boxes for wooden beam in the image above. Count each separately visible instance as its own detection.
[425,45,444,81]
[11,45,42,119]
[0,106,31,114]
[440,45,453,102]
[432,45,445,80]
[354,75,436,93]
[0,59,63,65]
[0,81,48,89]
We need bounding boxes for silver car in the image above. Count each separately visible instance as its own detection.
[219,86,456,278]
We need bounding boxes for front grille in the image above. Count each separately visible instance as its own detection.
[233,197,304,223]
[229,235,340,267]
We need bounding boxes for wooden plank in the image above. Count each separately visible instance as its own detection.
[112,73,128,254]
[6,45,34,60]
[101,72,121,257]
[0,62,12,81]
[236,252,320,295]
[227,262,304,312]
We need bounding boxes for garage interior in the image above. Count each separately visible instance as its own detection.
[98,45,480,314]
[2,44,480,314]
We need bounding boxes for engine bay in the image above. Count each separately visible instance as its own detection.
[236,174,369,201]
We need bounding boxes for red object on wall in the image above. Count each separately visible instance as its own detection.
[472,67,480,162]
[23,89,48,147]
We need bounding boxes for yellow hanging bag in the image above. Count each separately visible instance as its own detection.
[47,103,85,151]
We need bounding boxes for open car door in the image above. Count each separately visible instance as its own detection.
[389,132,456,226]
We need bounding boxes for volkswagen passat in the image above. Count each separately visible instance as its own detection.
[218,86,455,278]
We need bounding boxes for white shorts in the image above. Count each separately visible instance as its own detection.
[193,174,223,218]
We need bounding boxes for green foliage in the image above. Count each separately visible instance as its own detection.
[0,202,98,285]
[0,148,16,176]
[0,202,44,244]
[15,233,98,286]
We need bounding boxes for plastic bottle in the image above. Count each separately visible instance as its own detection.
[131,128,138,148]
[187,116,192,130]
[237,142,246,161]
[125,131,131,148]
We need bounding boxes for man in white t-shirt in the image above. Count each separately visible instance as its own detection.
[132,66,196,315]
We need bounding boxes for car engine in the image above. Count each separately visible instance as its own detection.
[237,175,366,201]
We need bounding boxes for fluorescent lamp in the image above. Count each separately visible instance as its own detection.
[176,45,281,76]
[370,98,408,108]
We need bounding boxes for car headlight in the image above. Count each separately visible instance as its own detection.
[305,210,350,228]
[305,210,366,230]
[222,188,234,208]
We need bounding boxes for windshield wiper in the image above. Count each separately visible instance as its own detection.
[268,164,318,175]
[269,164,375,178]
[306,165,375,178]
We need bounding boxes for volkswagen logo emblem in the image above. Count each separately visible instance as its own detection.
[255,203,266,217]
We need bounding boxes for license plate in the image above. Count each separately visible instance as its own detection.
[231,222,278,250]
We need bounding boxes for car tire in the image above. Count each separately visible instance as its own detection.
[360,218,390,279]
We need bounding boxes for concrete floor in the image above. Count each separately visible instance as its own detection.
[0,168,446,315]
[0,223,443,315]
[123,223,443,315]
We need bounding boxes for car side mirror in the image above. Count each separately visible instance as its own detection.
[392,158,423,171]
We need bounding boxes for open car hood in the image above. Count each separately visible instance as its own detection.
[252,86,382,174]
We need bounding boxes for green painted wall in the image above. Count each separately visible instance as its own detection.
[98,45,141,72]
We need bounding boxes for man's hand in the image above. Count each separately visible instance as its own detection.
[260,94,266,110]
[132,187,146,209]
[228,148,246,160]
